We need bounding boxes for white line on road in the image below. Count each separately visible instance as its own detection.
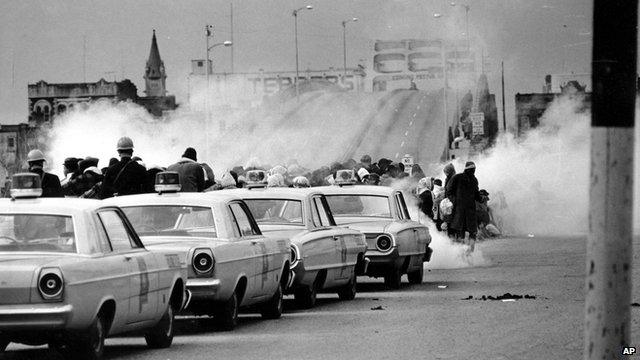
[400,141,405,147]
[404,131,408,136]
[417,105,420,110]
[409,121,414,126]
[412,114,416,118]
[395,152,399,158]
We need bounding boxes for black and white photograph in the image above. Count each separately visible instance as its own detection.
[0,0,639,359]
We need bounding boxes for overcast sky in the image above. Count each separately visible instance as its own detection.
[1,0,593,125]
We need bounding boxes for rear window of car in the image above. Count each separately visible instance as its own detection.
[122,206,217,238]
[325,195,392,218]
[244,199,303,225]
[0,214,76,253]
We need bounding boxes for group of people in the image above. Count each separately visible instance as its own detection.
[414,161,501,248]
[3,137,502,244]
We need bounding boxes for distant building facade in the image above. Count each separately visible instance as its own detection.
[515,74,591,136]
[27,30,176,122]
[0,123,39,194]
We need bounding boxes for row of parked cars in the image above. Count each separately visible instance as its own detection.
[0,170,433,359]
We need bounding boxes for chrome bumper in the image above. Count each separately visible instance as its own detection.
[186,278,222,299]
[0,304,73,331]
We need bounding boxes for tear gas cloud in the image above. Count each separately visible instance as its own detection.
[46,87,385,178]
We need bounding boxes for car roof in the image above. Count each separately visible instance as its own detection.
[102,191,242,207]
[0,197,103,215]
[312,185,396,196]
[217,187,320,201]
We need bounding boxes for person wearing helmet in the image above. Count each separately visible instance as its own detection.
[292,176,310,188]
[100,137,148,198]
[25,149,63,198]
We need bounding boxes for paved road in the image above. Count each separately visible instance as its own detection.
[5,235,640,360]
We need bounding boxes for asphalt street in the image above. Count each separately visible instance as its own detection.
[4,235,640,360]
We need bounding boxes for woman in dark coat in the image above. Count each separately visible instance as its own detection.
[446,161,481,241]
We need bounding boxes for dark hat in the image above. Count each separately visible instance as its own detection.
[63,157,79,170]
[78,157,99,172]
[108,157,119,167]
[479,189,489,196]
[360,154,372,163]
[182,147,197,161]
[131,156,142,162]
[464,161,476,170]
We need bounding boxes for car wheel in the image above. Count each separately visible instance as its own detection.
[145,305,174,349]
[294,284,317,309]
[408,264,424,285]
[215,291,239,330]
[260,283,283,319]
[337,273,357,300]
[71,315,106,360]
[384,267,402,289]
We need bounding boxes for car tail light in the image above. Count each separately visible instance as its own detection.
[376,235,393,252]
[193,249,214,274]
[38,268,64,300]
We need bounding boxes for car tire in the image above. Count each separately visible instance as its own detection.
[294,284,317,309]
[145,305,174,349]
[260,283,283,319]
[384,267,402,289]
[215,291,239,330]
[337,273,357,300]
[70,315,106,360]
[408,264,424,285]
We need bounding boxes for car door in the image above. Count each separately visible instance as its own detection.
[228,201,270,301]
[310,195,348,282]
[97,209,159,324]
[394,192,420,255]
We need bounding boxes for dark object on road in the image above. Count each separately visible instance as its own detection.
[371,306,385,311]
[463,293,538,301]
[631,303,640,307]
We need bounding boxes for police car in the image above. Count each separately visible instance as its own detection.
[221,170,369,308]
[316,170,433,289]
[103,172,292,330]
[0,173,188,360]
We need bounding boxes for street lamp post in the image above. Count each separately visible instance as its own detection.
[293,5,313,101]
[341,17,358,78]
[204,25,232,160]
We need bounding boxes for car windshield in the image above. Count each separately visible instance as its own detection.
[122,205,217,238]
[0,214,76,253]
[325,195,392,218]
[244,199,303,225]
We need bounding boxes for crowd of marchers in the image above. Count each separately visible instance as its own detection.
[3,136,503,244]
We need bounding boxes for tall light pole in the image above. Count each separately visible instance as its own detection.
[293,5,313,101]
[204,24,232,160]
[341,17,358,78]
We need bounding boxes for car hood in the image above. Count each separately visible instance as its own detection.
[333,218,394,234]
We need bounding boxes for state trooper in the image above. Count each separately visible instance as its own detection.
[100,137,148,199]
[25,149,63,198]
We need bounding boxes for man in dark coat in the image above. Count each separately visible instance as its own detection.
[446,161,481,243]
[100,137,148,199]
[167,147,205,192]
[26,149,63,198]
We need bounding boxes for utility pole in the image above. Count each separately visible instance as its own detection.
[230,2,234,74]
[341,18,358,78]
[501,61,506,132]
[205,25,212,162]
[585,1,636,359]
[83,35,87,82]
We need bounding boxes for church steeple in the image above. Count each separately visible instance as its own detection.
[144,30,167,97]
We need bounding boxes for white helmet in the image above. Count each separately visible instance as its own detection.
[292,176,310,188]
[116,136,134,150]
[26,149,45,162]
